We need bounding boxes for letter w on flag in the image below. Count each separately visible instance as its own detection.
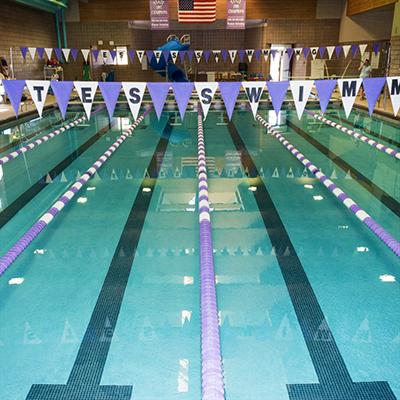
[178,0,216,23]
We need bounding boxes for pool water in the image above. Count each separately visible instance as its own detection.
[0,105,399,400]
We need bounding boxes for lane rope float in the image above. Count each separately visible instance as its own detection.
[255,112,400,258]
[0,107,152,276]
[197,104,225,400]
[307,111,400,160]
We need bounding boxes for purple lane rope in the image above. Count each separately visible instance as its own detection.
[0,114,87,166]
[255,112,400,258]
[0,108,152,276]
[307,110,400,160]
[197,104,225,400]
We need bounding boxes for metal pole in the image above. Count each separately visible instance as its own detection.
[9,47,15,79]
[61,8,68,48]
[55,12,62,49]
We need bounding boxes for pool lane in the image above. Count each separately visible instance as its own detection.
[233,110,400,398]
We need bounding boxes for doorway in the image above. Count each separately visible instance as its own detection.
[269,44,292,81]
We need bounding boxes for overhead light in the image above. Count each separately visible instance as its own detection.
[77,197,87,204]
[356,246,369,252]
[8,277,24,285]
[379,274,396,282]
[304,184,313,189]
[338,225,349,229]
[142,187,151,193]
[313,195,323,201]
[33,249,46,254]
[248,186,257,192]
[87,187,96,191]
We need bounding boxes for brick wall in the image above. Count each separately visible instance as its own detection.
[0,0,57,80]
[390,36,400,76]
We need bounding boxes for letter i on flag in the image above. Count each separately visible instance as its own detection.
[290,80,314,118]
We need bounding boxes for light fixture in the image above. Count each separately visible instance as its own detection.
[142,187,151,193]
[248,186,257,192]
[8,277,24,285]
[33,249,46,254]
[313,195,323,201]
[87,187,96,191]
[379,274,396,282]
[338,225,349,229]
[304,184,313,189]
[356,246,369,252]
[77,197,87,204]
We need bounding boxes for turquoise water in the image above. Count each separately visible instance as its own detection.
[0,106,399,399]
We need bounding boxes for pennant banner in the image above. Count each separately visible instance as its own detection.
[26,80,50,118]
[338,78,362,117]
[290,80,314,119]
[219,82,241,120]
[172,82,194,119]
[386,77,400,117]
[74,81,98,119]
[242,81,265,118]
[50,80,74,119]
[122,82,146,120]
[195,82,218,119]
[315,79,337,114]
[98,82,122,119]
[147,82,170,119]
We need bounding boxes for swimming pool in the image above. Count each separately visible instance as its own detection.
[0,104,399,400]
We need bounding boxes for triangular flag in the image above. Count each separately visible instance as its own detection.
[20,47,28,59]
[91,49,100,62]
[50,80,74,119]
[195,50,203,63]
[326,46,335,60]
[170,50,178,64]
[229,50,237,63]
[238,49,245,62]
[128,50,135,62]
[109,50,117,61]
[266,81,289,116]
[74,81,98,119]
[242,81,265,118]
[71,48,79,61]
[372,42,381,55]
[26,80,50,117]
[303,48,310,59]
[386,77,400,116]
[262,49,270,61]
[45,48,53,59]
[36,48,45,60]
[81,49,90,62]
[2,80,26,117]
[255,49,262,62]
[54,48,63,61]
[362,77,386,115]
[101,50,109,63]
[172,82,194,119]
[294,48,302,60]
[351,44,359,58]
[221,49,228,63]
[154,50,162,63]
[338,78,362,117]
[162,50,170,62]
[285,48,294,61]
[195,82,218,119]
[310,47,319,60]
[187,50,194,63]
[147,82,170,119]
[203,50,211,63]
[342,45,351,58]
[122,82,146,120]
[28,47,36,60]
[99,82,122,119]
[319,47,326,58]
[359,44,368,57]
[315,79,337,114]
[136,50,145,63]
[290,80,314,119]
[146,50,154,63]
[179,50,186,63]
[246,49,254,62]
[213,50,221,63]
[335,45,342,59]
[219,82,241,120]
[62,48,70,62]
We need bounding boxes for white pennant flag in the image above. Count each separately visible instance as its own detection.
[242,81,265,119]
[26,80,50,117]
[136,50,145,63]
[213,50,221,63]
[28,47,36,60]
[45,48,53,59]
[246,49,254,62]
[262,49,270,61]
[386,77,400,116]
[310,47,319,60]
[290,80,314,119]
[326,46,335,60]
[342,45,351,58]
[294,48,302,60]
[195,50,203,63]
[154,50,162,63]
[81,49,90,62]
[359,44,368,57]
[195,82,218,120]
[74,81,98,119]
[101,50,109,63]
[122,82,146,121]
[338,78,362,117]
[170,50,178,64]
[62,48,70,62]
[229,50,237,63]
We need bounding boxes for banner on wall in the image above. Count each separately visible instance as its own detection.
[227,0,246,29]
[2,78,399,120]
[150,0,169,30]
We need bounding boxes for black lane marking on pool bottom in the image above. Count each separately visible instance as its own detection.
[328,112,400,149]
[25,127,171,400]
[287,119,400,219]
[0,119,116,229]
[228,121,396,400]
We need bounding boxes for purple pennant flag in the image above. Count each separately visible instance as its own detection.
[2,80,26,117]
[335,45,342,59]
[99,82,122,119]
[203,50,211,63]
[162,50,170,63]
[146,50,154,63]
[128,50,135,62]
[255,49,262,61]
[351,44,358,57]
[319,47,326,58]
[221,49,228,63]
[147,82,170,119]
[36,48,45,60]
[362,77,386,115]
[219,82,241,120]
[303,48,310,59]
[109,50,117,61]
[54,48,63,61]
[179,50,186,64]
[286,48,294,61]
[270,49,277,60]
[238,49,245,62]
[372,42,381,55]
[315,79,337,114]
[50,81,74,119]
[266,80,289,116]
[187,50,194,63]
[91,49,100,62]
[20,47,28,59]
[172,82,194,119]
[70,48,79,61]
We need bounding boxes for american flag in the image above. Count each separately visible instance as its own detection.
[178,0,216,23]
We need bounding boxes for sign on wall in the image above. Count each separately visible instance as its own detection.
[227,0,246,29]
[150,0,169,30]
